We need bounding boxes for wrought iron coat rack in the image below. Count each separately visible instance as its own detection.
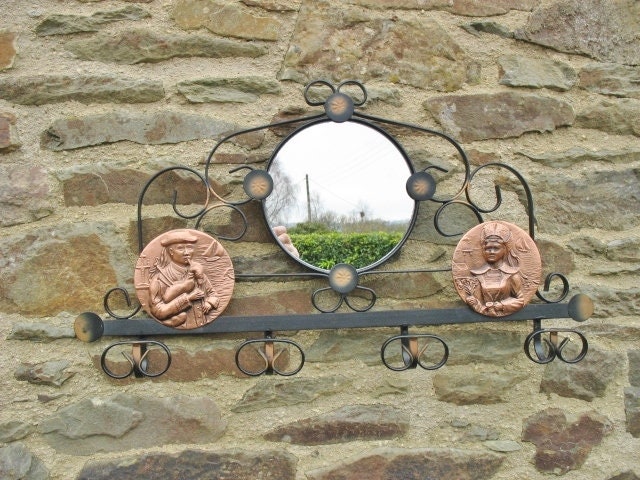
[75,80,593,379]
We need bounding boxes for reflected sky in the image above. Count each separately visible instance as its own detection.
[266,121,414,226]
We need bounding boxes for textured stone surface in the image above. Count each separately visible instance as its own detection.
[345,0,535,16]
[0,30,16,70]
[498,55,577,91]
[232,376,350,412]
[173,0,283,41]
[577,98,640,136]
[532,169,640,234]
[629,350,640,387]
[518,146,640,168]
[0,165,51,226]
[7,321,75,342]
[65,29,267,64]
[56,160,217,206]
[580,63,640,99]
[424,92,574,142]
[0,421,34,443]
[0,224,120,315]
[280,0,471,91]
[40,393,226,454]
[522,408,613,474]
[264,404,409,444]
[0,112,21,153]
[0,443,48,480]
[43,111,237,150]
[306,447,503,480]
[35,5,150,35]
[540,348,619,401]
[15,360,75,387]
[177,76,282,103]
[0,74,164,105]
[77,449,297,480]
[515,0,640,65]
[433,368,527,405]
[625,387,640,437]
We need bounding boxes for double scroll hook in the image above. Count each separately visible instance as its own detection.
[235,332,305,377]
[101,340,172,379]
[381,326,449,372]
[524,319,588,364]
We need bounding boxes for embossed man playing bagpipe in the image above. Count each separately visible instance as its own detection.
[135,229,235,329]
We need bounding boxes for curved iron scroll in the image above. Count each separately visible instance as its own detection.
[81,79,595,379]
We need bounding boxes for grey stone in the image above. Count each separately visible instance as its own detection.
[484,440,521,452]
[0,443,48,480]
[36,5,150,35]
[445,331,523,365]
[232,376,350,412]
[518,146,640,168]
[15,360,75,387]
[424,92,574,142]
[0,75,164,105]
[592,263,640,276]
[0,421,34,443]
[177,76,282,103]
[608,472,640,480]
[264,404,409,445]
[461,21,514,39]
[606,238,640,262]
[42,111,237,150]
[582,285,640,318]
[77,449,297,480]
[625,387,640,437]
[629,350,640,387]
[532,169,640,234]
[280,1,471,92]
[344,0,535,16]
[0,112,21,153]
[0,165,51,227]
[241,0,299,11]
[7,322,75,342]
[540,348,618,401]
[55,159,219,206]
[306,330,392,365]
[580,63,640,99]
[498,55,577,91]
[65,28,266,64]
[515,0,640,65]
[172,0,283,41]
[567,236,607,258]
[577,98,640,137]
[40,393,226,454]
[306,447,503,480]
[433,368,527,405]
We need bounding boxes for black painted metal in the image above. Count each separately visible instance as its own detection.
[81,79,594,378]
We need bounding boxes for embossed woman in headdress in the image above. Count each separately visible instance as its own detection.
[464,221,528,317]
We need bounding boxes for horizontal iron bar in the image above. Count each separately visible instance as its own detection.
[98,301,582,339]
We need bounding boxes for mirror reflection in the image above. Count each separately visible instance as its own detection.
[264,120,415,271]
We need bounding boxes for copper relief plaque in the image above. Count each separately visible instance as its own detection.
[452,221,541,317]
[134,229,234,329]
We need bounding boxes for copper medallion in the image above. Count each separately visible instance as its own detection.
[452,221,541,317]
[134,229,234,329]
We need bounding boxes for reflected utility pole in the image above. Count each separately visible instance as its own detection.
[306,174,311,222]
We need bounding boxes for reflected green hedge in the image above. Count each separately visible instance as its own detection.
[289,231,403,269]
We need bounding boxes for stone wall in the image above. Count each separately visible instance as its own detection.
[1,0,639,479]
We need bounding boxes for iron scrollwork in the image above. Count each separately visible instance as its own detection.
[75,79,595,379]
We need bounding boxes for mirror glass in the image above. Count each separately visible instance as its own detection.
[264,120,415,272]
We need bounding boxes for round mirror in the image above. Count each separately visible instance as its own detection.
[264,120,416,272]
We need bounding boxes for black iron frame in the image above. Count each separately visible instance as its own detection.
[75,80,593,379]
